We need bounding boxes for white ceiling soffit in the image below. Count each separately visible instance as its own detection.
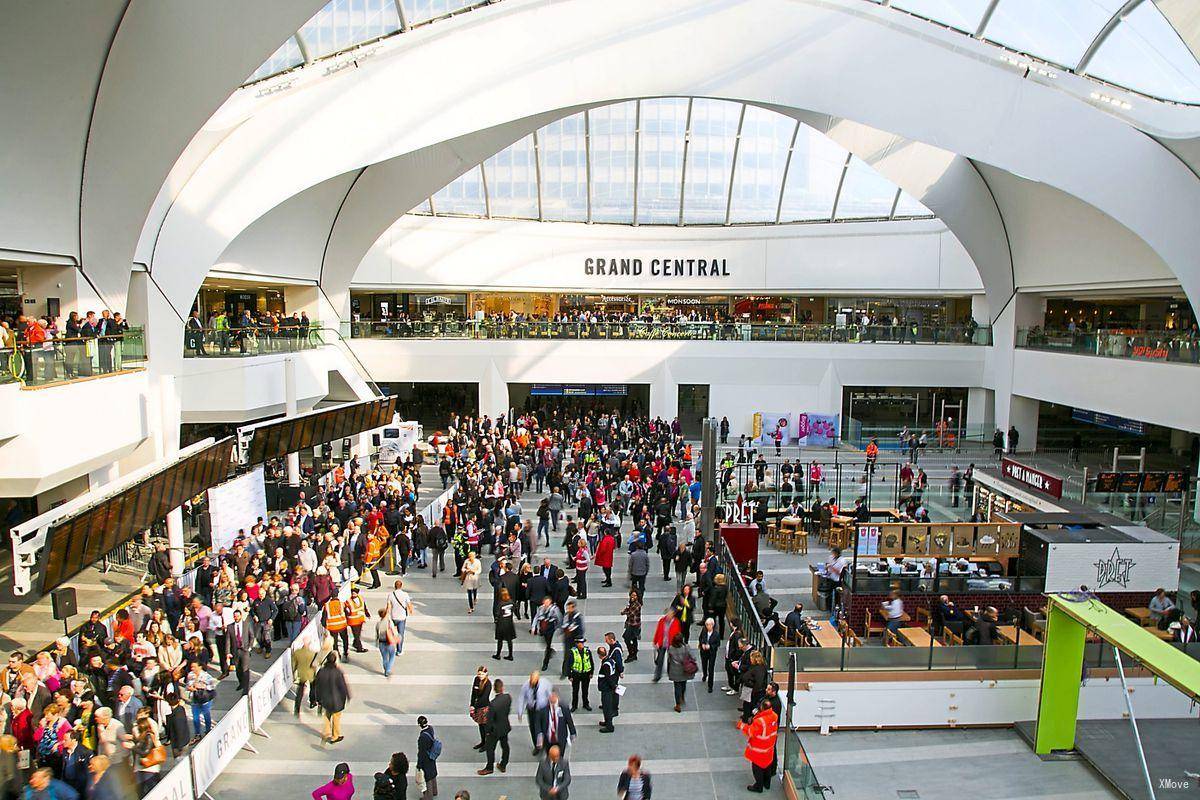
[148,0,1200,324]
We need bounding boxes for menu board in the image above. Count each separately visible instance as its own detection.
[905,526,928,556]
[1116,472,1145,493]
[927,525,953,557]
[952,526,976,555]
[1163,471,1187,493]
[878,526,904,555]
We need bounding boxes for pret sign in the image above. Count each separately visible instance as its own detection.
[1000,457,1064,499]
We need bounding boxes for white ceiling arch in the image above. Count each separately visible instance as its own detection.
[150,0,1200,330]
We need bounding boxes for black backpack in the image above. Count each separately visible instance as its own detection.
[373,771,398,800]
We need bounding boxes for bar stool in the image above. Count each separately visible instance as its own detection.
[791,529,808,555]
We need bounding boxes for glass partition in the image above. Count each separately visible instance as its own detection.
[1016,327,1199,365]
[9,327,147,387]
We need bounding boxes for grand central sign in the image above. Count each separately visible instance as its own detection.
[584,257,731,278]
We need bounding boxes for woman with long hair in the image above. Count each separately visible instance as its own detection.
[461,552,482,614]
[492,589,516,661]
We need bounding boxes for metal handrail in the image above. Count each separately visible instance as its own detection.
[719,537,774,669]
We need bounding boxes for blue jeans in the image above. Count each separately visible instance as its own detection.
[391,619,407,655]
[886,618,904,635]
[286,619,304,641]
[192,701,212,735]
[379,641,397,675]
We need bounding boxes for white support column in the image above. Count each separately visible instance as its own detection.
[990,293,1046,452]
[166,508,185,577]
[284,356,301,486]
[966,387,995,437]
[478,361,509,420]
[650,363,678,422]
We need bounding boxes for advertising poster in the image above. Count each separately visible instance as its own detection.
[755,411,794,446]
[799,414,839,446]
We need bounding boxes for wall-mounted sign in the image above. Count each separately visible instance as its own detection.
[584,257,731,278]
[1000,457,1064,499]
[1094,470,1188,494]
[423,295,453,305]
[1043,541,1178,593]
[529,384,628,397]
[1071,407,1145,435]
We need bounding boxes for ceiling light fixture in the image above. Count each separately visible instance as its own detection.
[1089,91,1132,111]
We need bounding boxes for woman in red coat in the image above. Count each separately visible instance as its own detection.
[593,531,616,587]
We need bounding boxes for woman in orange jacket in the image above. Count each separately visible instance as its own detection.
[737,698,779,793]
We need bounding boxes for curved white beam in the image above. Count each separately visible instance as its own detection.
[79,0,326,310]
[151,0,1200,326]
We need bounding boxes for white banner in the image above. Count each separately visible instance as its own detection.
[191,696,252,794]
[420,485,455,528]
[249,645,295,731]
[207,468,268,551]
[143,758,192,800]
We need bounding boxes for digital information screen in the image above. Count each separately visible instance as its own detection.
[529,384,629,397]
[244,397,396,465]
[39,438,236,593]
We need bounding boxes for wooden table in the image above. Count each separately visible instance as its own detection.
[808,621,846,648]
[1124,607,1153,627]
[996,625,1031,644]
[898,626,943,647]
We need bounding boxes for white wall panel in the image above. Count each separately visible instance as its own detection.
[353,215,982,294]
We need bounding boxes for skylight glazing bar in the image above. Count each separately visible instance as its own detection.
[480,161,492,218]
[774,120,801,225]
[677,98,695,226]
[888,187,902,219]
[632,100,642,227]
[829,152,854,221]
[294,32,313,64]
[394,0,409,31]
[1076,0,1145,73]
[973,0,1000,38]
[723,104,747,226]
[428,194,437,216]
[584,109,593,224]
[533,129,545,222]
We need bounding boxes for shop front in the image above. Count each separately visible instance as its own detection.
[559,294,638,316]
[972,458,1067,521]
[641,294,728,319]
[409,292,468,319]
[472,291,555,318]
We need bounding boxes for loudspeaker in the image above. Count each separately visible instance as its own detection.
[51,587,77,621]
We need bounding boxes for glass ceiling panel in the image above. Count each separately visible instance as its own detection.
[893,190,934,218]
[403,0,479,25]
[778,127,846,222]
[636,98,690,224]
[299,0,402,61]
[412,198,433,215]
[539,113,589,222]
[589,103,637,224]
[1087,1,1200,103]
[984,0,1122,69]
[836,156,900,219]
[432,164,486,216]
[728,107,794,224]
[247,37,305,83]
[890,0,990,34]
[682,99,741,224]
[483,135,539,219]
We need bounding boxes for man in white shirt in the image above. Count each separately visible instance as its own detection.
[881,590,906,635]
[823,548,848,622]
[385,579,414,655]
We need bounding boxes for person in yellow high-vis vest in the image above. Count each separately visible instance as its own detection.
[346,587,369,654]
[323,596,349,660]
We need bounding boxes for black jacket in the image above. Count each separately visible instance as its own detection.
[617,769,652,799]
[313,663,350,713]
[487,692,512,737]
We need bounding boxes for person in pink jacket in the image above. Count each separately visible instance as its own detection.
[312,762,354,799]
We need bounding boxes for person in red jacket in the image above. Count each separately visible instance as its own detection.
[651,608,681,683]
[737,698,780,793]
[593,531,616,587]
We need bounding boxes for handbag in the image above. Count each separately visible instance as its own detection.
[681,652,699,676]
[739,685,753,702]
[140,745,167,768]
[385,621,400,646]
[470,706,490,725]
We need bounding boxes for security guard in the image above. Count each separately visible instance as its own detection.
[346,587,369,653]
[323,594,349,659]
[567,638,594,713]
[737,698,779,793]
[596,645,618,734]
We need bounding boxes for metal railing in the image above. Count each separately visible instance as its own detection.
[4,327,146,387]
[1017,327,1200,365]
[350,319,992,344]
[719,537,774,669]
[183,322,323,357]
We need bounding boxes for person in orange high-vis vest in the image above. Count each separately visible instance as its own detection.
[345,587,369,654]
[737,698,779,793]
[323,596,350,660]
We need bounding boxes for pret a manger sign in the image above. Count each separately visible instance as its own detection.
[1000,457,1064,499]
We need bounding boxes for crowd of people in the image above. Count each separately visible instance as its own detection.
[185,308,313,357]
[0,310,132,383]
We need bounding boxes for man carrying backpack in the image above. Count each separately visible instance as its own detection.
[416,716,441,800]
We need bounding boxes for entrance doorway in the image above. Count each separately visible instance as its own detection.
[508,383,649,420]
[678,384,710,438]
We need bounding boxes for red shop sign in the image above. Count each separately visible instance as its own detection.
[1001,457,1063,499]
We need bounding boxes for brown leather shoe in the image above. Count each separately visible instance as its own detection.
[477,768,493,776]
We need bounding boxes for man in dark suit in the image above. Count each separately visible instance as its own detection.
[527,571,549,609]
[539,690,576,753]
[477,679,512,775]
[535,744,571,800]
[596,645,618,733]
[60,729,93,796]
[1174,616,1197,644]
[225,610,254,693]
